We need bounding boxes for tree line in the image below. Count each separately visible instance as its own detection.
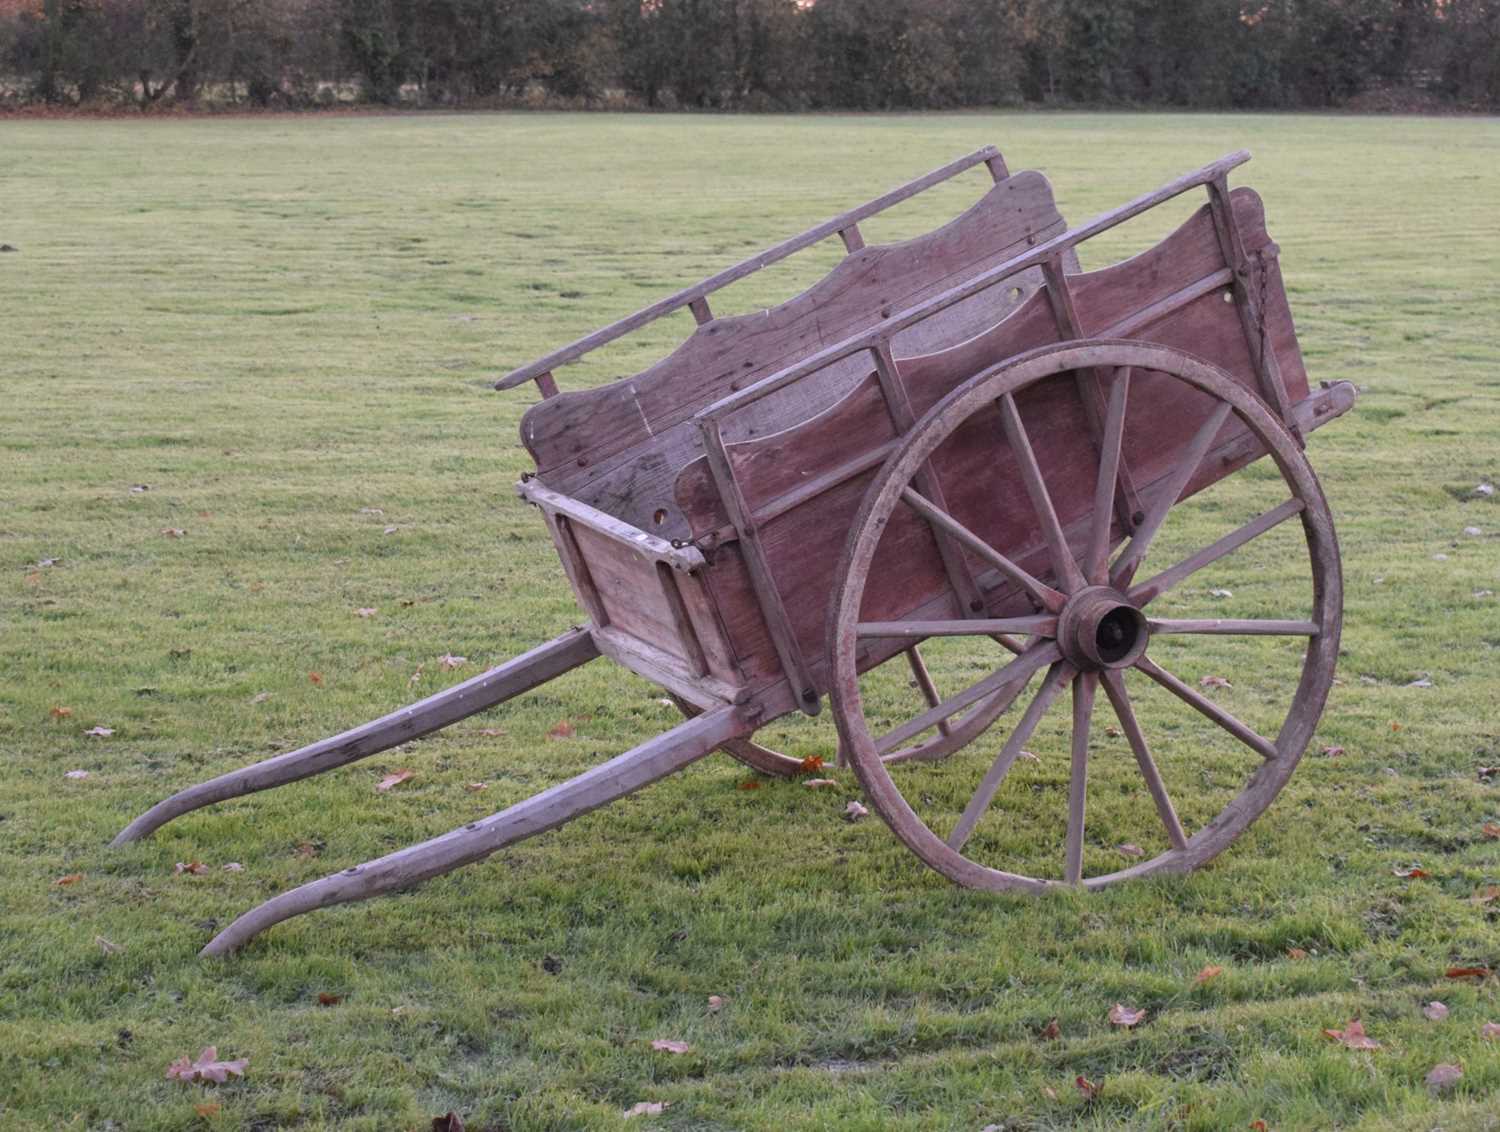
[2,0,1496,111]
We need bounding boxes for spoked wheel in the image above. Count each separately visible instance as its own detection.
[828,339,1342,890]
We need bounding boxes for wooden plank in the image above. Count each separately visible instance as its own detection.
[498,146,1005,391]
[114,628,602,845]
[200,702,753,955]
[518,477,704,572]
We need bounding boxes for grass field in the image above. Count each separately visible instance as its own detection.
[2,111,1499,1131]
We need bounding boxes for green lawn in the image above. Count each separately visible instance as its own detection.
[1,111,1499,1131]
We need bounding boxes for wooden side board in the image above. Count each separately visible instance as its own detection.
[520,171,1072,540]
[671,187,1323,693]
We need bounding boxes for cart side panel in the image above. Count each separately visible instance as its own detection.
[673,186,1327,690]
[519,172,1071,539]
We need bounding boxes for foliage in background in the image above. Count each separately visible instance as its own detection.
[1,0,1498,111]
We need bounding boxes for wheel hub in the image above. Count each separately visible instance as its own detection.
[1056,586,1149,671]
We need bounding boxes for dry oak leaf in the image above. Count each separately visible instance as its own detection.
[1321,745,1345,757]
[159,527,186,538]
[476,728,507,737]
[1287,948,1310,960]
[1425,1063,1463,1092]
[736,779,761,791]
[1194,965,1225,986]
[845,800,869,822]
[1481,1022,1500,1040]
[165,1046,248,1084]
[1323,1019,1380,1050]
[1018,749,1040,763]
[1483,823,1500,840]
[623,1102,667,1118]
[222,861,244,872]
[174,860,208,875]
[54,873,83,886]
[1423,1001,1449,1021]
[1118,843,1145,858]
[1250,1122,1268,1131]
[84,726,114,737]
[1075,1074,1102,1101]
[308,672,324,686]
[250,691,271,704]
[1040,1017,1060,1040]
[432,1113,465,1132]
[294,841,321,859]
[1473,886,1500,906]
[1480,766,1499,781]
[50,706,73,719]
[1392,866,1429,878]
[464,782,487,793]
[64,769,89,780]
[375,769,415,792]
[1107,1003,1146,1027]
[96,936,123,956]
[317,992,342,1006]
[547,720,576,740]
[354,607,377,618]
[803,778,839,789]
[194,1103,221,1118]
[707,995,725,1013]
[438,654,467,670]
[798,754,825,774]
[1445,966,1491,980]
[1199,675,1232,689]
[650,1039,691,1054]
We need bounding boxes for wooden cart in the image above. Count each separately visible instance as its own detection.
[116,146,1354,955]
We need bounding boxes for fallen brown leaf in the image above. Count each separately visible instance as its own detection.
[1075,1074,1102,1101]
[1425,1062,1463,1091]
[1250,1121,1268,1131]
[736,779,761,791]
[84,726,114,737]
[64,769,89,780]
[1423,1001,1449,1021]
[165,1046,248,1084]
[1118,843,1144,858]
[798,754,825,774]
[221,862,244,872]
[1287,948,1309,960]
[464,782,487,792]
[1445,966,1491,980]
[1483,822,1500,840]
[547,720,576,740]
[1392,866,1428,878]
[1108,1003,1146,1027]
[159,527,186,538]
[49,706,73,719]
[317,992,342,1007]
[1194,965,1225,986]
[1199,675,1232,688]
[354,607,377,618]
[308,672,323,686]
[96,936,123,955]
[195,1102,222,1118]
[54,873,83,887]
[294,841,321,859]
[173,861,208,875]
[431,1113,465,1132]
[1474,886,1500,906]
[707,995,725,1013]
[1481,1022,1500,1040]
[1040,1017,1060,1040]
[375,769,415,792]
[1321,745,1344,757]
[1323,1019,1380,1050]
[438,654,467,670]
[650,1039,690,1054]
[804,777,839,789]
[844,800,869,821]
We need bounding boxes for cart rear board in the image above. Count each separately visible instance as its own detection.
[116,147,1353,953]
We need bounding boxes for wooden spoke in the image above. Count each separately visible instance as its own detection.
[1148,618,1319,637]
[1086,369,1131,585]
[1110,401,1233,589]
[876,641,1060,755]
[901,487,1066,612]
[1134,655,1278,760]
[1064,671,1097,883]
[905,645,950,738]
[858,616,1058,639]
[948,661,1075,851]
[1099,670,1188,851]
[999,393,1088,594]
[1129,498,1306,606]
